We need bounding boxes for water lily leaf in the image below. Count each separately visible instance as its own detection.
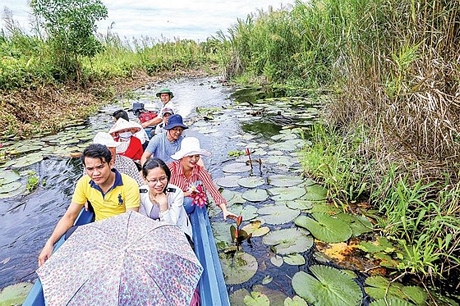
[11,153,43,169]
[0,170,20,185]
[244,291,270,306]
[268,174,304,187]
[292,265,363,306]
[335,213,373,237]
[271,133,298,141]
[233,205,258,221]
[238,176,265,188]
[268,139,304,151]
[295,213,352,243]
[0,282,33,305]
[402,286,427,305]
[369,298,414,306]
[358,237,395,254]
[230,289,251,306]
[241,220,270,237]
[364,276,405,300]
[242,189,269,202]
[8,144,42,155]
[215,175,242,187]
[270,255,284,267]
[303,184,327,201]
[262,275,273,285]
[284,296,308,306]
[310,202,342,214]
[258,204,300,225]
[313,251,331,264]
[222,163,251,173]
[0,181,22,194]
[266,155,296,167]
[252,285,287,306]
[212,222,233,245]
[263,228,313,255]
[284,254,305,266]
[280,199,313,211]
[268,186,306,201]
[221,252,258,285]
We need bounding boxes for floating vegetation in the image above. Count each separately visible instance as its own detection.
[262,228,313,255]
[292,265,363,306]
[0,282,33,305]
[284,253,306,266]
[241,220,270,237]
[222,162,251,173]
[215,175,242,188]
[295,212,353,243]
[268,186,306,201]
[237,176,265,188]
[220,252,258,285]
[267,174,304,187]
[365,276,427,305]
[242,189,269,202]
[257,204,300,225]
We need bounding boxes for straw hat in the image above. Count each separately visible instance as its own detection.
[93,132,120,148]
[171,137,211,160]
[109,118,142,134]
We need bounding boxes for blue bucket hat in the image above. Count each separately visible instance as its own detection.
[164,114,188,130]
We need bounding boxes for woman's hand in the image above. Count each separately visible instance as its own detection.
[151,192,168,212]
[220,204,237,221]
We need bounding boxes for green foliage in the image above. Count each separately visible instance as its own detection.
[26,171,39,192]
[30,0,108,82]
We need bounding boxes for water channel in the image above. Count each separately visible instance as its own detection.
[2,76,454,305]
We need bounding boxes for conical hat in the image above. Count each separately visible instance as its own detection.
[109,118,141,134]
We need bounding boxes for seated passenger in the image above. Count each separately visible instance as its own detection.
[93,132,144,186]
[140,114,187,166]
[154,107,174,135]
[139,158,192,240]
[168,137,237,221]
[110,118,144,163]
[112,109,149,150]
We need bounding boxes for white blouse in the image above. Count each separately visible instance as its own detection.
[139,183,192,239]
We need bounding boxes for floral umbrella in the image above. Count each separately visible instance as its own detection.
[37,211,202,305]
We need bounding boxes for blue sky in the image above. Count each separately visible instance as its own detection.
[1,0,294,41]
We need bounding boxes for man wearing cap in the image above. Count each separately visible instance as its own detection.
[154,107,174,135]
[93,132,144,186]
[38,143,140,266]
[141,88,177,129]
[140,114,187,165]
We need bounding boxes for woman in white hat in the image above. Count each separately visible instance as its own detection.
[109,118,144,162]
[168,137,237,221]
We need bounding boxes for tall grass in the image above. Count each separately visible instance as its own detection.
[219,0,460,280]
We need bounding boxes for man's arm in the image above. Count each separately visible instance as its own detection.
[38,202,83,266]
[140,151,152,167]
[141,116,162,128]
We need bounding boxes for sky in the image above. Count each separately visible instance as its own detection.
[1,0,294,41]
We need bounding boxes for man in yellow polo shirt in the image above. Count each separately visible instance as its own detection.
[38,144,140,266]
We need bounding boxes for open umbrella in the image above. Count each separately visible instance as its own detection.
[36,211,202,305]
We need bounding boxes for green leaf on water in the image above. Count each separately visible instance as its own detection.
[257,204,300,225]
[0,282,33,305]
[0,170,20,185]
[364,276,405,300]
[241,220,270,237]
[238,176,265,188]
[284,253,305,266]
[268,186,306,201]
[284,296,308,306]
[268,174,304,187]
[270,255,284,267]
[262,228,313,255]
[242,189,269,202]
[220,252,258,285]
[295,213,352,243]
[292,265,363,306]
[215,175,242,188]
[222,163,251,173]
[369,298,414,306]
[244,291,270,306]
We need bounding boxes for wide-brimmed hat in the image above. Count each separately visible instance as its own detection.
[93,132,120,148]
[162,107,174,116]
[109,118,142,134]
[163,114,188,130]
[156,88,174,99]
[171,137,211,160]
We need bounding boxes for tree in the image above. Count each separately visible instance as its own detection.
[30,0,108,83]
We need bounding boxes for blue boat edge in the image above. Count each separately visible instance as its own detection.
[22,206,230,306]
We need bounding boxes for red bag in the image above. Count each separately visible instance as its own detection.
[138,111,157,123]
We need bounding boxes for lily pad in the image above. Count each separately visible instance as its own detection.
[284,296,308,306]
[266,155,296,167]
[0,170,20,185]
[244,291,270,306]
[222,163,251,173]
[270,255,284,267]
[268,186,306,201]
[268,174,304,187]
[0,282,33,305]
[252,285,288,306]
[242,189,269,202]
[281,199,313,211]
[292,265,363,306]
[364,276,405,300]
[241,220,270,237]
[336,213,373,237]
[215,175,242,188]
[11,153,43,169]
[238,176,265,188]
[0,181,22,194]
[295,213,353,243]
[262,228,313,255]
[303,184,328,201]
[257,204,300,225]
[230,289,251,306]
[220,252,258,285]
[233,205,259,221]
[284,253,306,266]
[369,298,414,306]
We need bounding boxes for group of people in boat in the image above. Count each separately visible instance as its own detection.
[37,88,236,305]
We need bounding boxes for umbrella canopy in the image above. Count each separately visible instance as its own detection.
[36,211,202,305]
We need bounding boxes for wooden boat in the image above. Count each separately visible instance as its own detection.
[22,206,230,306]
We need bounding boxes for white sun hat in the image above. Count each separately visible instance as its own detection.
[109,118,142,134]
[171,137,211,160]
[93,132,120,148]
